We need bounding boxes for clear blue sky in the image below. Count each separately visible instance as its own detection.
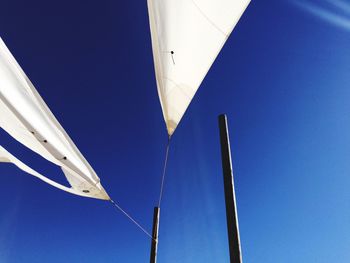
[1,0,350,262]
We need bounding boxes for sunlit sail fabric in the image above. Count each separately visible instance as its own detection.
[148,0,251,135]
[0,38,109,200]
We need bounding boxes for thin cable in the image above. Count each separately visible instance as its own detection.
[110,199,154,240]
[158,136,171,207]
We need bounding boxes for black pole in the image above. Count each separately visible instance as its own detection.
[150,207,160,263]
[218,114,242,263]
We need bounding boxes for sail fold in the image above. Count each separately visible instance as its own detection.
[0,145,98,198]
[0,38,109,200]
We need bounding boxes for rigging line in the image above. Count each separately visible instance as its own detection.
[110,199,154,240]
[158,135,171,207]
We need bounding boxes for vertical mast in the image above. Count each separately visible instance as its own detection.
[218,114,242,263]
[149,207,160,263]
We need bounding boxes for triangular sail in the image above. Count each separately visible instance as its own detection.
[148,0,251,135]
[0,38,109,200]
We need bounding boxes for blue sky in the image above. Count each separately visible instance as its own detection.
[1,0,350,262]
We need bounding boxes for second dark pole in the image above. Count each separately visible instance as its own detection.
[218,114,242,263]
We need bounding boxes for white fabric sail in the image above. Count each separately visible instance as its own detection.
[148,0,251,135]
[0,38,109,200]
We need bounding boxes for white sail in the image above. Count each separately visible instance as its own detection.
[148,0,251,135]
[0,38,109,200]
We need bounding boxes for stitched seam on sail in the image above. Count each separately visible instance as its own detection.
[163,77,178,97]
[191,0,228,37]
[163,77,192,100]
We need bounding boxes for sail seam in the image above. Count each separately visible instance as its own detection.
[191,0,229,38]
[163,77,192,100]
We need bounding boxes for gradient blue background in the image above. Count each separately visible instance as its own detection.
[1,0,350,262]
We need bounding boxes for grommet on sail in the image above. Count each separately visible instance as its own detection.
[148,0,251,135]
[0,38,109,200]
